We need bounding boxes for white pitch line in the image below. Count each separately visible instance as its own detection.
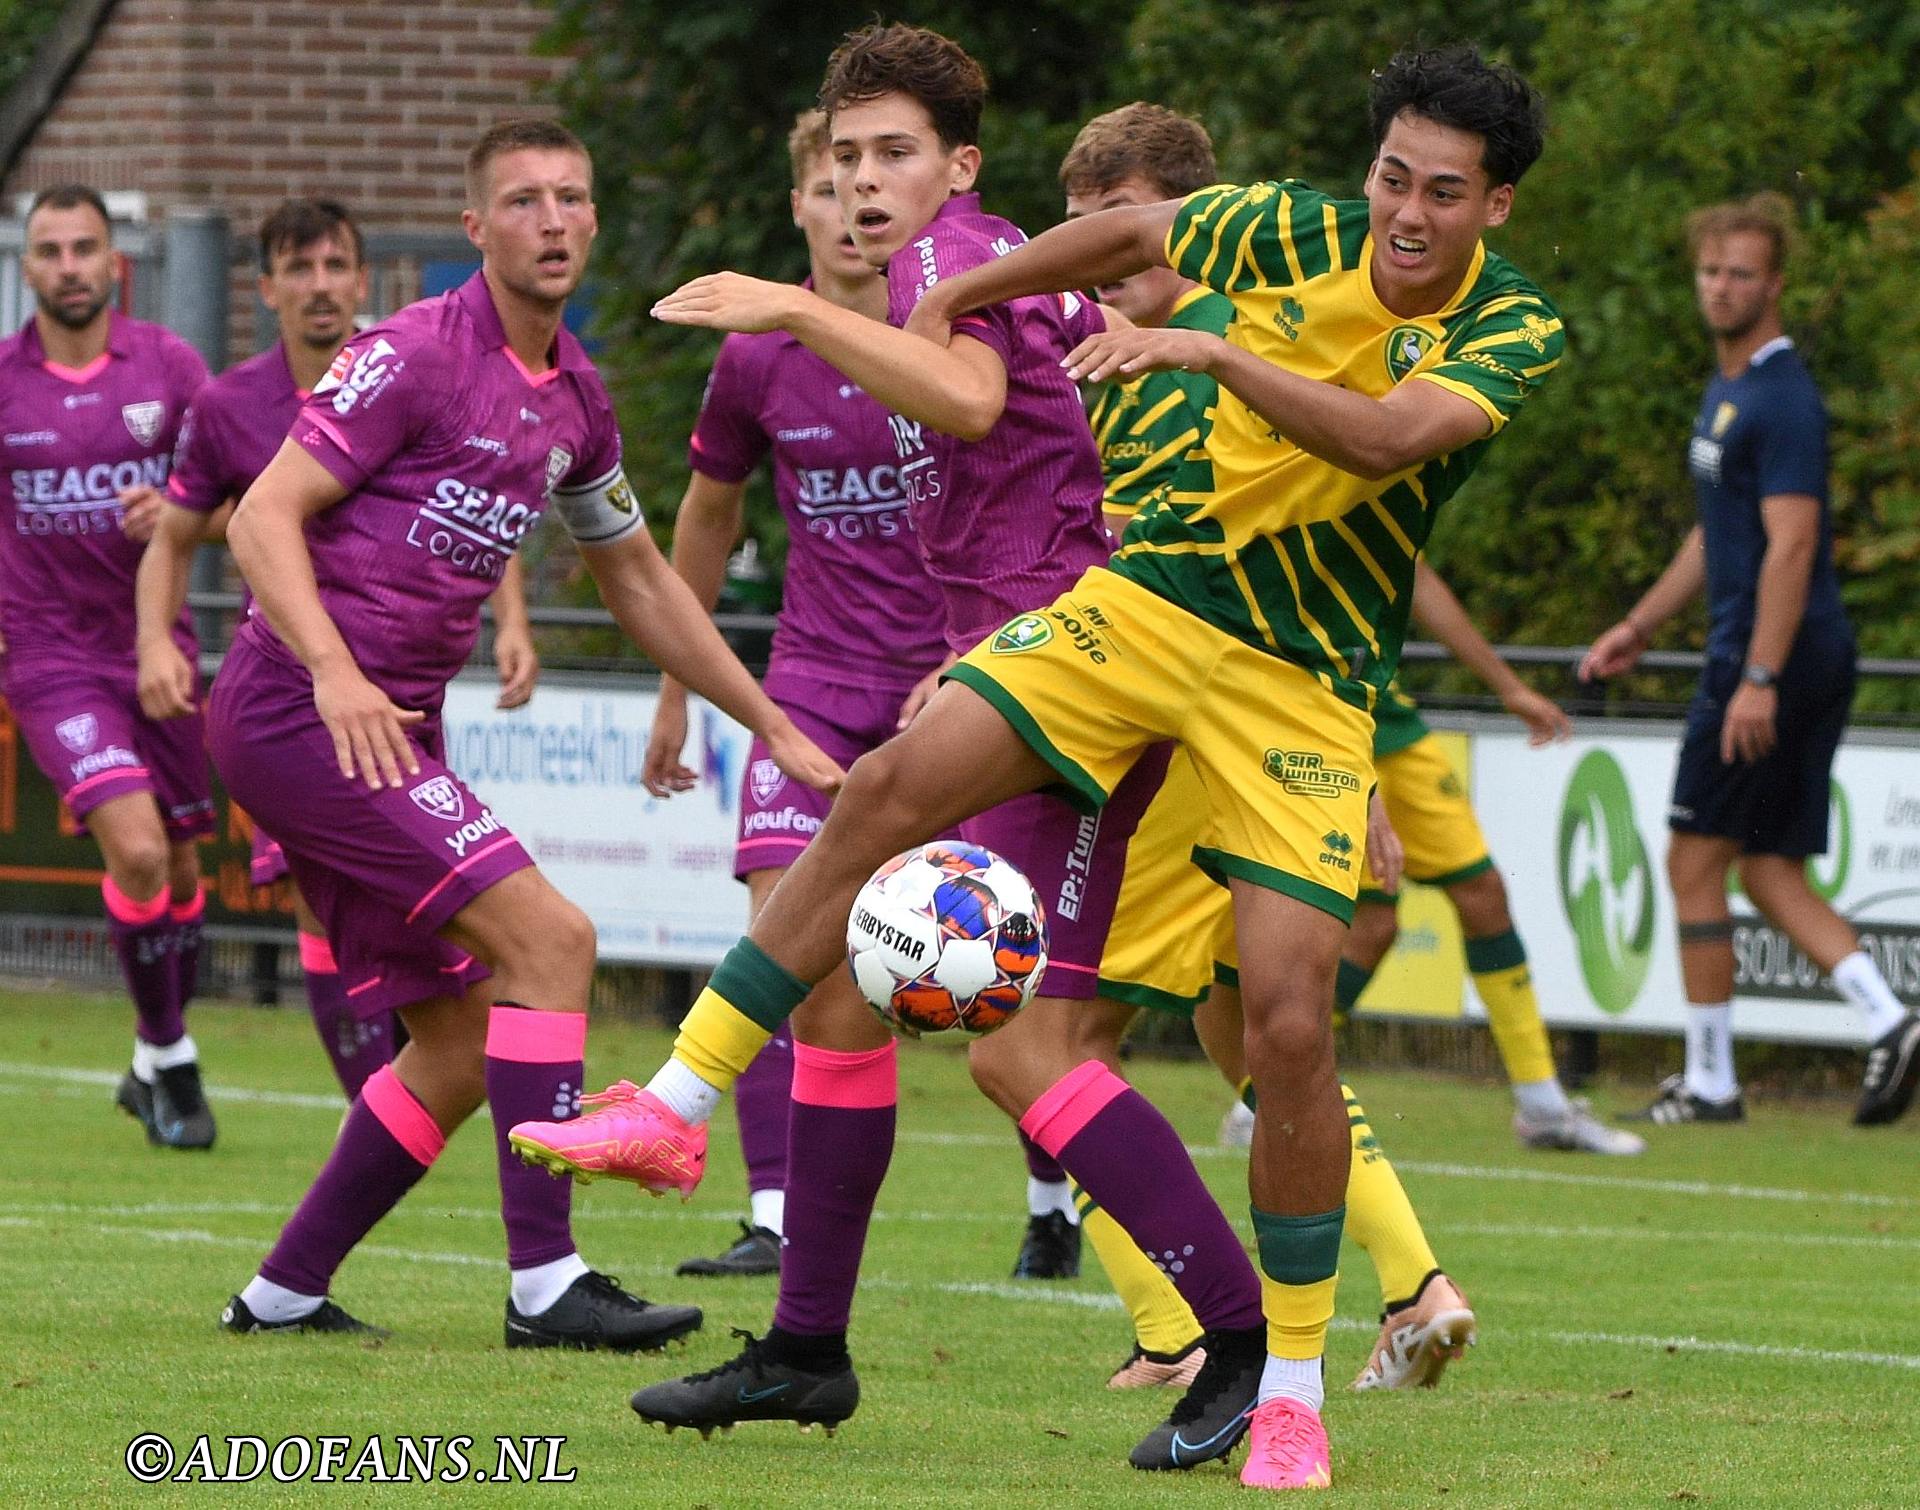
[1430,1221,1920,1253]
[14,1212,1920,1374]
[3,1058,1913,1211]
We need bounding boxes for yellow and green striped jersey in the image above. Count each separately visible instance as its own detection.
[1086,287,1235,519]
[1109,180,1564,712]
[1371,681,1431,756]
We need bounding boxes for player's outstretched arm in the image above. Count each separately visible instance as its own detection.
[653,274,1007,441]
[1579,525,1708,681]
[134,503,216,720]
[1410,560,1570,746]
[904,201,1180,346]
[490,554,540,711]
[579,526,845,796]
[643,472,748,795]
[229,439,424,789]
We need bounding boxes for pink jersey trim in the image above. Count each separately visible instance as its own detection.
[362,1064,446,1165]
[42,352,112,385]
[303,409,355,456]
[1019,1059,1127,1158]
[791,1040,898,1109]
[345,974,386,998]
[403,835,521,925]
[101,875,170,925]
[68,765,151,804]
[735,836,808,856]
[297,932,339,974]
[502,344,561,388]
[168,890,206,924]
[484,1005,587,1064]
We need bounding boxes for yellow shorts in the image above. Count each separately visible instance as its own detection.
[948,567,1375,925]
[1096,749,1235,1014]
[1356,732,1491,900]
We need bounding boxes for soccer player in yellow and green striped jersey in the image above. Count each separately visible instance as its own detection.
[905,46,1561,1489]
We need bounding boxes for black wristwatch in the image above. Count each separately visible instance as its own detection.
[1741,663,1777,689]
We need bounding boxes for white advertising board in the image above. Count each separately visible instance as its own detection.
[1470,720,1920,1046]
[440,677,750,966]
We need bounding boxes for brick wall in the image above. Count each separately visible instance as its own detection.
[3,0,569,360]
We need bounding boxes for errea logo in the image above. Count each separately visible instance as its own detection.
[1318,829,1354,872]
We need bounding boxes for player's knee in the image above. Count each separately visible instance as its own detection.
[107,836,170,901]
[1448,867,1511,932]
[166,845,201,902]
[1665,837,1727,902]
[832,747,924,852]
[1240,972,1335,1076]
[535,895,597,970]
[1347,904,1398,965]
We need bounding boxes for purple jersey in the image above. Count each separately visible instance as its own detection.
[0,314,206,663]
[690,328,947,690]
[236,272,622,714]
[884,194,1112,652]
[168,341,306,515]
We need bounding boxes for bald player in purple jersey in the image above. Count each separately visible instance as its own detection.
[205,120,843,1350]
[138,198,539,1103]
[644,112,951,1280]
[0,184,218,1150]
[533,26,1264,1459]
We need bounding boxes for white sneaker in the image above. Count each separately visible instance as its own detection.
[1513,1098,1646,1155]
[1353,1273,1476,1390]
[1219,1098,1255,1147]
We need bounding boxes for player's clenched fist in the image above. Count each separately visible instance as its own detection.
[313,664,424,789]
[136,639,198,721]
[1063,326,1226,384]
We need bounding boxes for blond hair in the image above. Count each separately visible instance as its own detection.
[1687,191,1798,274]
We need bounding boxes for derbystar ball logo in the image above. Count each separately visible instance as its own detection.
[121,401,165,446]
[55,714,97,754]
[1557,750,1655,1016]
[408,774,467,823]
[749,758,786,807]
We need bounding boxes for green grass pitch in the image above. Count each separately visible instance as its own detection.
[0,987,1914,1505]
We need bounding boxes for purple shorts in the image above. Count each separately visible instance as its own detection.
[735,672,917,881]
[249,828,289,886]
[3,655,213,841]
[960,743,1169,1000]
[207,639,517,1017]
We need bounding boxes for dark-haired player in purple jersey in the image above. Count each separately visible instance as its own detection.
[0,184,216,1149]
[205,120,843,1349]
[527,26,1267,1462]
[643,112,950,1280]
[137,197,539,1103]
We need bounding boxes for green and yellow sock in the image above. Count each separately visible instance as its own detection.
[671,939,810,1091]
[1074,1185,1203,1357]
[1334,958,1373,1030]
[1466,930,1558,1087]
[1341,1082,1440,1309]
[1251,1204,1344,1361]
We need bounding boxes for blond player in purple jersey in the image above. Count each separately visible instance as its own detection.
[0,185,216,1150]
[137,198,539,1103]
[204,120,842,1350]
[516,27,1269,1468]
[645,113,951,1281]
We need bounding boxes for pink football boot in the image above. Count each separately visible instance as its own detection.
[509,1080,707,1198]
[1239,1398,1333,1491]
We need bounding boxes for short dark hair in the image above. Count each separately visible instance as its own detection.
[1687,191,1797,275]
[1368,45,1546,188]
[26,183,111,236]
[257,198,364,273]
[818,23,987,151]
[1059,103,1217,201]
[465,117,590,205]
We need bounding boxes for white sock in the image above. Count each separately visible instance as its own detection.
[1512,1077,1572,1121]
[749,1187,785,1237]
[510,1252,590,1317]
[240,1275,323,1323]
[130,1038,159,1083]
[1027,1177,1078,1223]
[152,1033,198,1070]
[645,1059,724,1126]
[1683,1002,1737,1101]
[1831,952,1910,1039]
[1256,1353,1324,1412]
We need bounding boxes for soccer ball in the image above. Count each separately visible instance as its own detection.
[847,840,1049,1036]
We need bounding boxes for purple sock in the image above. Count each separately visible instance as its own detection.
[485,1004,586,1270]
[299,933,393,1101]
[1025,1061,1262,1332]
[103,878,182,1047]
[735,1026,794,1196]
[771,1041,897,1337]
[1019,1128,1068,1185]
[259,1064,444,1295]
[170,892,205,1012]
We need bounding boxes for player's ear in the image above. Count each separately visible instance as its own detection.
[1483,182,1513,230]
[949,143,981,196]
[460,206,484,252]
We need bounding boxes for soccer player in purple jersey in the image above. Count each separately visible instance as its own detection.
[137,198,539,1103]
[645,112,951,1280]
[519,27,1270,1465]
[0,184,217,1150]
[205,120,842,1349]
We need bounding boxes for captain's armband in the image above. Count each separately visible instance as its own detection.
[550,465,644,545]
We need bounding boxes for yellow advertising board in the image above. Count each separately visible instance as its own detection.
[1356,730,1470,1020]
